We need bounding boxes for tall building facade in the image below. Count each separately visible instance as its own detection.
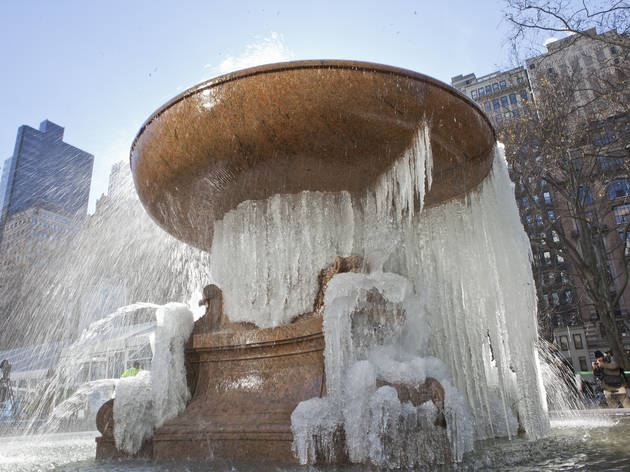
[0,120,94,232]
[451,29,630,370]
[451,65,534,129]
[0,120,93,261]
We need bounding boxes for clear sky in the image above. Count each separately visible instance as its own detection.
[0,0,527,213]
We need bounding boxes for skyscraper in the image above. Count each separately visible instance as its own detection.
[0,120,94,245]
[0,119,94,270]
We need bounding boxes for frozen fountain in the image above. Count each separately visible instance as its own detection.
[95,60,550,466]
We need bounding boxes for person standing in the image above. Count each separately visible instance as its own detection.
[592,350,630,408]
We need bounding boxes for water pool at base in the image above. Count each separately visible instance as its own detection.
[1,416,628,472]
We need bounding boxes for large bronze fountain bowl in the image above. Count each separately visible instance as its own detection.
[131,60,495,251]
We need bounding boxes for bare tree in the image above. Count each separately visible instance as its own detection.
[501,1,630,369]
[502,69,630,370]
[505,0,630,52]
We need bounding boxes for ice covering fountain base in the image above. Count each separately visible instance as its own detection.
[96,275,449,463]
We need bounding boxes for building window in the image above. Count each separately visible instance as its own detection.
[536,214,543,225]
[478,87,485,97]
[472,90,478,99]
[559,335,568,350]
[529,63,536,70]
[557,253,565,263]
[493,99,500,110]
[485,85,492,95]
[613,204,630,225]
[607,178,630,199]
[573,333,583,350]
[492,83,500,92]
[547,210,555,221]
[517,76,524,83]
[619,232,630,256]
[565,290,573,304]
[544,191,552,204]
[496,114,503,122]
[484,102,491,112]
[509,93,517,105]
[578,357,587,371]
[501,96,508,107]
[577,186,593,204]
[543,251,551,263]
[599,156,623,169]
[520,90,528,101]
[552,293,561,306]
[500,80,506,89]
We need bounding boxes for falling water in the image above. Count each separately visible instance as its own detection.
[0,164,210,435]
[537,339,590,413]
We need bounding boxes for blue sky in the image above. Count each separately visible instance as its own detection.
[0,0,531,213]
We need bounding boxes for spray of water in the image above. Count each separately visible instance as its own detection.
[0,164,211,433]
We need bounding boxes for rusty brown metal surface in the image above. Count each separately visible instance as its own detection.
[131,60,495,251]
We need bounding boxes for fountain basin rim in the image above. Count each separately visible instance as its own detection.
[130,59,495,159]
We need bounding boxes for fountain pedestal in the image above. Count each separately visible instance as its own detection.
[151,315,325,462]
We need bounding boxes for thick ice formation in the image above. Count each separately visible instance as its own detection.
[150,303,194,426]
[113,370,153,454]
[209,124,548,465]
[211,191,356,327]
[292,274,472,467]
[113,303,193,454]
[210,125,433,326]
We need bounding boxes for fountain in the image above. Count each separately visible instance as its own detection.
[94,60,550,466]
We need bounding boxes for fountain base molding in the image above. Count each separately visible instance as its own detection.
[153,315,326,462]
